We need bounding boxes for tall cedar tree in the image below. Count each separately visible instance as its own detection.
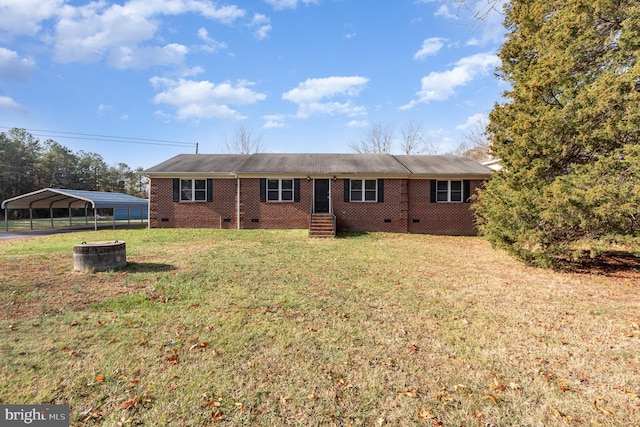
[475,0,640,265]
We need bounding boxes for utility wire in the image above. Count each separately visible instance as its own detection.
[0,126,196,148]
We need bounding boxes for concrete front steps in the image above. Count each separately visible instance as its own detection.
[309,213,336,237]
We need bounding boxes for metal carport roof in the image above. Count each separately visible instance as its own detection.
[2,188,148,231]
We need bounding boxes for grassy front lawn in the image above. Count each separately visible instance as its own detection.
[1,229,638,426]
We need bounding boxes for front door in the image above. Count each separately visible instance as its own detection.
[314,179,330,213]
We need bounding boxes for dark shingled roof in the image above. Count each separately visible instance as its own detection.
[394,155,492,176]
[144,153,492,177]
[236,153,411,175]
[144,154,250,175]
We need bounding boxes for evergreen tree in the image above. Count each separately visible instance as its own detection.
[475,0,640,265]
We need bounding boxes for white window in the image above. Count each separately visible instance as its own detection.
[350,179,377,202]
[181,179,207,201]
[436,180,463,202]
[267,179,294,201]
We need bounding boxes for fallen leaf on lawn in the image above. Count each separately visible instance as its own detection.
[122,397,140,410]
[81,409,103,422]
[95,374,105,382]
[189,342,209,351]
[557,380,576,392]
[613,386,638,398]
[211,410,224,420]
[483,394,501,404]
[593,400,613,416]
[417,406,433,422]
[490,383,507,392]
[408,343,419,352]
[397,387,420,398]
[166,349,180,365]
[280,396,291,405]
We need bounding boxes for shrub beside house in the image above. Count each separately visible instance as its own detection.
[144,153,491,236]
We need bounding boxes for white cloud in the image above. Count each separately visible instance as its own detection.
[414,37,446,60]
[456,113,487,131]
[151,77,267,121]
[52,0,245,67]
[427,0,506,45]
[264,0,318,10]
[283,76,369,119]
[0,48,36,81]
[110,43,188,69]
[283,76,368,104]
[249,14,271,40]
[0,0,64,38]
[295,101,366,119]
[347,120,369,128]
[263,114,286,128]
[434,4,458,20]
[0,95,26,112]
[401,52,499,109]
[197,28,228,53]
[97,104,112,115]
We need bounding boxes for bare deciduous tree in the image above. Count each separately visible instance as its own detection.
[226,125,265,154]
[399,121,438,154]
[349,123,394,154]
[450,0,505,21]
[454,115,491,161]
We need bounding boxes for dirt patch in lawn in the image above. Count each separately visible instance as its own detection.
[0,255,174,321]
[565,251,640,278]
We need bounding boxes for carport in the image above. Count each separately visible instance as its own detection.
[2,188,148,231]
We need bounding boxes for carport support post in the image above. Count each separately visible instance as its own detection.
[94,206,98,231]
[69,207,72,227]
[29,208,33,230]
[4,207,8,231]
[50,207,54,229]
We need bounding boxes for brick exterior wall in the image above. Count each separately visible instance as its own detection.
[406,179,481,236]
[150,178,238,229]
[333,179,408,233]
[149,176,484,235]
[239,178,311,230]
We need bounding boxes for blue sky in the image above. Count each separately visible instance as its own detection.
[0,0,505,169]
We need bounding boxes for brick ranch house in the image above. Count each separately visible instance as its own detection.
[144,153,492,236]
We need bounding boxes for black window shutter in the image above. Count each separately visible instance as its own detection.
[294,178,300,202]
[173,179,180,202]
[207,178,213,202]
[260,178,266,202]
[430,179,437,203]
[377,179,384,203]
[463,179,471,203]
[344,179,350,202]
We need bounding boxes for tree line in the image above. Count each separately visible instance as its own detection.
[0,128,147,207]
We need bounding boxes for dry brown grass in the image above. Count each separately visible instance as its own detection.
[0,229,638,426]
